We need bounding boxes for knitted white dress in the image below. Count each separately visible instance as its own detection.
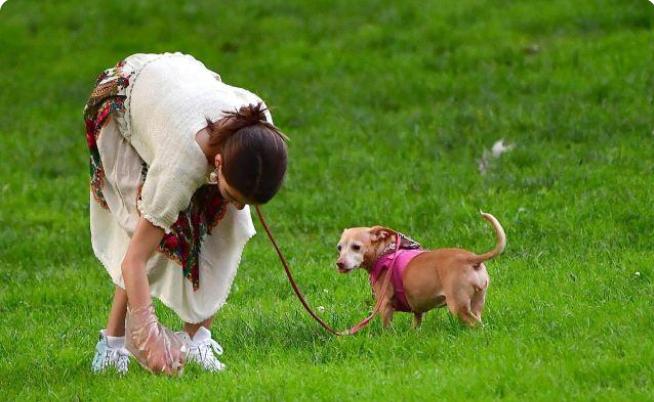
[85,53,267,323]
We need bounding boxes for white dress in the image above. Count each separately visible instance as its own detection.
[85,53,266,323]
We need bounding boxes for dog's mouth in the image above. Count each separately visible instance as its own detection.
[338,267,350,274]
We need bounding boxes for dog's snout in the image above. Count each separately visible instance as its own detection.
[336,260,350,273]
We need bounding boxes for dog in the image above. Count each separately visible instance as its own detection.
[335,212,505,328]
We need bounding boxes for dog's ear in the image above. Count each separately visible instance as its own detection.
[397,232,421,249]
[369,226,393,243]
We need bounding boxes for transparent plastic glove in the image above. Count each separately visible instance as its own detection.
[125,304,186,376]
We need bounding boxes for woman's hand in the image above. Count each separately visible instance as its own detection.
[121,217,186,375]
[125,304,186,375]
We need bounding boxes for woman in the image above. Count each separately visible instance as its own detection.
[85,53,288,375]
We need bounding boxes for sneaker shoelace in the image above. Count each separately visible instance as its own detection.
[189,338,225,371]
[103,347,130,374]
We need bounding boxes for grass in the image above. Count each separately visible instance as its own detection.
[1,0,654,400]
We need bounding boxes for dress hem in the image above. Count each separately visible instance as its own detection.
[92,227,256,325]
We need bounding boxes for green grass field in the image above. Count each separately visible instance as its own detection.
[1,0,654,400]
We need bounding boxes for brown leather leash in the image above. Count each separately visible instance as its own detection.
[255,205,398,336]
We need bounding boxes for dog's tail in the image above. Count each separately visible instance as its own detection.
[470,211,506,265]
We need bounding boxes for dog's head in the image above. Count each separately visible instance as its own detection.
[335,226,418,273]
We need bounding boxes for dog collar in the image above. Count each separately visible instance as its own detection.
[380,231,422,256]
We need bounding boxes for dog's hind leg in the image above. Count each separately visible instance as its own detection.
[455,304,481,327]
[448,293,482,327]
[471,288,487,323]
[412,313,423,329]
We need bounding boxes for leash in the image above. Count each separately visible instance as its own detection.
[255,205,399,336]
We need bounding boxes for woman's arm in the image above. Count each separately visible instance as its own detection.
[121,217,164,308]
[121,217,185,375]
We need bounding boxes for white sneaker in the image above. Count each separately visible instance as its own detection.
[91,330,130,374]
[176,327,226,372]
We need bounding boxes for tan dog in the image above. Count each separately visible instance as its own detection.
[335,212,505,328]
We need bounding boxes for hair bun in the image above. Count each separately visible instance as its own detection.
[233,102,268,126]
[206,102,289,148]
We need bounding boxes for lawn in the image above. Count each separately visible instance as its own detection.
[1,0,653,400]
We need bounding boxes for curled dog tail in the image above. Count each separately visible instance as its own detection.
[470,211,506,265]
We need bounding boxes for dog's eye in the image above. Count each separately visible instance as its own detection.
[336,245,342,252]
[352,244,361,251]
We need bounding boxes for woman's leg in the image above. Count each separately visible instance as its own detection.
[182,315,225,371]
[105,282,215,338]
[183,316,214,338]
[105,286,128,336]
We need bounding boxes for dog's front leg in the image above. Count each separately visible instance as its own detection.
[380,300,395,328]
[412,313,423,329]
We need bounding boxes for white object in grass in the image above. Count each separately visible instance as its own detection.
[491,139,515,158]
[478,138,515,174]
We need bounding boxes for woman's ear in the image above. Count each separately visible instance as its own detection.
[369,226,394,243]
[214,153,223,169]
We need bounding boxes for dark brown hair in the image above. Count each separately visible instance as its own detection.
[206,103,288,204]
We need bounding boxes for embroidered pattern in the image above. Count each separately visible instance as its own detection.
[83,60,131,209]
[157,184,228,290]
[84,61,228,290]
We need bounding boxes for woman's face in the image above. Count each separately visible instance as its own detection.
[217,167,249,210]
[214,153,256,210]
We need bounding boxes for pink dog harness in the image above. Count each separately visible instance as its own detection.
[370,248,426,312]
